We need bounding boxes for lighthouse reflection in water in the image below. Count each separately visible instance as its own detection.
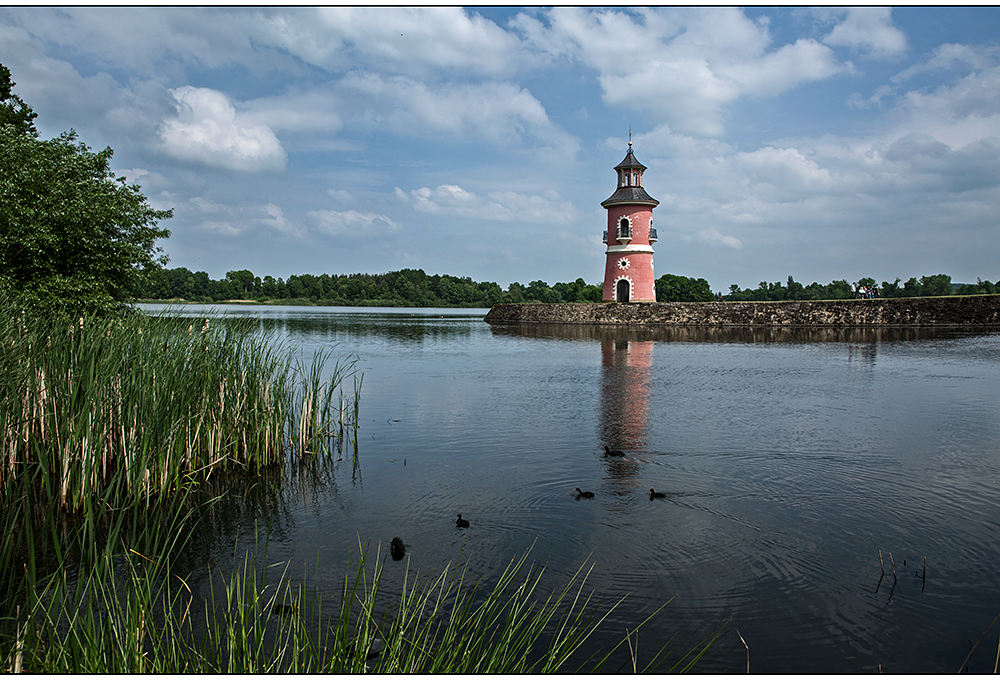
[599,333,653,492]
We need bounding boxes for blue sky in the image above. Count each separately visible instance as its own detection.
[2,6,999,292]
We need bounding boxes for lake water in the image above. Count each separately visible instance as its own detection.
[142,303,1000,673]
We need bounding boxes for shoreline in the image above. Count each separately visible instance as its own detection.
[484,295,1000,327]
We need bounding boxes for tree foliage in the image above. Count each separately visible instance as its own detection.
[0,64,37,136]
[142,267,613,307]
[726,273,998,300]
[0,64,171,316]
[655,273,714,302]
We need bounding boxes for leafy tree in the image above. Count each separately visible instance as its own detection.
[955,278,998,296]
[0,131,172,315]
[0,64,37,136]
[0,65,171,316]
[786,275,805,300]
[727,277,852,301]
[226,269,258,298]
[477,280,506,307]
[506,282,526,303]
[902,277,922,297]
[826,280,852,299]
[880,277,902,297]
[525,279,559,303]
[920,273,953,297]
[655,273,714,302]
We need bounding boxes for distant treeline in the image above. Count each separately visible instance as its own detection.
[726,274,999,301]
[143,267,715,306]
[143,267,591,307]
[142,267,995,307]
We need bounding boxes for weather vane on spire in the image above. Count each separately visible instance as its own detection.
[628,126,632,148]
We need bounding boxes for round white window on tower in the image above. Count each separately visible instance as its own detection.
[617,257,630,271]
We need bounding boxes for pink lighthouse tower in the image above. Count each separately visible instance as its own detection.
[602,137,658,302]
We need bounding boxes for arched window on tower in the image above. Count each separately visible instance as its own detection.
[618,216,632,240]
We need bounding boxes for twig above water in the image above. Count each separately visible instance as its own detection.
[736,628,749,673]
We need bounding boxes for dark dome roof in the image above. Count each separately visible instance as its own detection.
[602,186,658,207]
[614,147,647,171]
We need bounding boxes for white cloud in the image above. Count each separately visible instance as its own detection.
[326,189,354,204]
[201,221,244,236]
[116,167,149,182]
[847,84,896,110]
[699,227,743,249]
[890,58,1000,149]
[191,196,227,214]
[260,203,297,235]
[241,89,343,134]
[735,146,836,192]
[892,43,997,83]
[340,74,577,157]
[398,184,576,224]
[719,39,844,98]
[262,7,524,78]
[161,86,287,172]
[823,8,908,58]
[308,209,401,237]
[513,7,845,138]
[177,197,299,237]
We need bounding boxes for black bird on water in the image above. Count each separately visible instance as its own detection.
[390,536,406,560]
[456,513,470,528]
[649,488,666,499]
[574,487,594,498]
[604,445,625,457]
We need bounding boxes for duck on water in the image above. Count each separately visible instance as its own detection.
[390,536,406,560]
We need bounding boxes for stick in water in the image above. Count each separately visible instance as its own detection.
[736,628,749,673]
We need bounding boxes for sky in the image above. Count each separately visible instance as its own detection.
[2,6,999,292]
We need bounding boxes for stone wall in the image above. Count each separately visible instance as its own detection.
[483,296,1000,327]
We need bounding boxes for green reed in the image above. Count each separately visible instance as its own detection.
[0,303,359,513]
[7,531,719,673]
[0,301,359,645]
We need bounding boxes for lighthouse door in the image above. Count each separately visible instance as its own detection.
[616,279,630,303]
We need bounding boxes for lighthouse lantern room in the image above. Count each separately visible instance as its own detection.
[601,139,658,302]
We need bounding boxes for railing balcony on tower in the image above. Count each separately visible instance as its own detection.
[648,227,658,242]
[602,230,608,244]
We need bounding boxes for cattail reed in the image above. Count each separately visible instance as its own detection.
[0,302,361,512]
